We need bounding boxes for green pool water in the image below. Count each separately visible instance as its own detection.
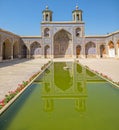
[0,62,119,130]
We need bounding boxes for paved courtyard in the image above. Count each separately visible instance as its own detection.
[0,59,49,100]
[0,58,119,101]
[79,58,119,83]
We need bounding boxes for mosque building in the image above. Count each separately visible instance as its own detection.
[0,6,119,62]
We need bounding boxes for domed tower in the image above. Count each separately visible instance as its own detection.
[42,6,53,22]
[72,5,83,22]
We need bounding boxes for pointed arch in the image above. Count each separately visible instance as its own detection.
[22,44,27,58]
[2,39,12,60]
[75,28,81,37]
[44,28,50,37]
[100,44,106,58]
[53,29,72,58]
[108,41,115,57]
[44,45,50,58]
[85,42,96,58]
[30,42,41,58]
[76,45,81,58]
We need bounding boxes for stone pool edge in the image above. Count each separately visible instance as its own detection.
[0,61,52,115]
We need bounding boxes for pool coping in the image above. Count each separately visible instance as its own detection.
[0,61,52,116]
[78,62,119,89]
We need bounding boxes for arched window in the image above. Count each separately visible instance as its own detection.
[46,14,48,21]
[76,14,79,21]
[44,28,50,37]
[76,28,81,37]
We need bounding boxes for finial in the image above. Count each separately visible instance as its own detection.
[75,0,79,10]
[46,5,49,10]
[76,5,79,10]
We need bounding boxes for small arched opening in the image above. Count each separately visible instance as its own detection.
[22,44,27,58]
[108,41,115,57]
[75,28,81,37]
[44,28,50,37]
[44,45,50,58]
[76,45,81,58]
[100,44,106,58]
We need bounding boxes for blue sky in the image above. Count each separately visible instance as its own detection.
[0,0,119,36]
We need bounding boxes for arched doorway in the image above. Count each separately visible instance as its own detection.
[30,42,41,58]
[44,45,50,58]
[13,41,19,58]
[85,42,96,58]
[100,45,106,58]
[2,39,12,60]
[108,41,115,57]
[22,44,27,58]
[76,45,81,58]
[54,29,72,58]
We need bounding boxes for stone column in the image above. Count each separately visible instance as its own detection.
[105,44,109,58]
[73,44,76,59]
[11,41,14,60]
[26,44,30,58]
[96,44,100,58]
[18,41,22,58]
[115,42,118,58]
[83,43,86,58]
[51,38,54,59]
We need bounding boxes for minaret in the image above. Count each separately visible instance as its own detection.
[42,6,53,22]
[72,5,83,22]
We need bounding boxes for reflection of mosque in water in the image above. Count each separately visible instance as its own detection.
[35,62,105,112]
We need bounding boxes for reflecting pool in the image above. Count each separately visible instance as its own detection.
[0,62,119,130]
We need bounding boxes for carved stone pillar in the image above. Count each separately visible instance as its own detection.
[96,44,100,58]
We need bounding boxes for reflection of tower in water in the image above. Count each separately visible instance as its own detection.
[41,62,88,112]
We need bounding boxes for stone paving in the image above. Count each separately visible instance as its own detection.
[0,58,119,101]
[79,58,119,83]
[0,59,50,100]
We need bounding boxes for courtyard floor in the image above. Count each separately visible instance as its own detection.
[79,58,119,83]
[0,58,119,101]
[0,59,50,100]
